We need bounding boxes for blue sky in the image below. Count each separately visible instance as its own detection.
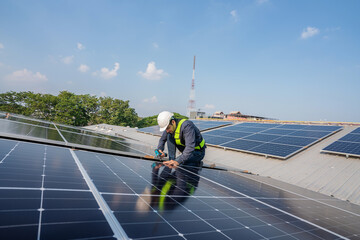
[0,0,359,122]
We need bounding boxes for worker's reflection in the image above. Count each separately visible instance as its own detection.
[136,163,201,212]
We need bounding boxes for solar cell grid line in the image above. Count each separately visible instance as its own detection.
[206,170,360,239]
[109,156,277,240]
[0,139,116,239]
[86,153,241,239]
[79,153,338,239]
[88,154,186,239]
[182,168,350,240]
[70,150,127,239]
[124,163,305,240]
[114,154,352,240]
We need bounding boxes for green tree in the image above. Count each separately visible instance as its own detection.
[78,94,99,125]
[54,91,89,126]
[98,97,138,127]
[0,91,29,114]
[25,92,59,120]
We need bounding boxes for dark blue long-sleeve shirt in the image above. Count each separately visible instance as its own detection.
[157,119,205,165]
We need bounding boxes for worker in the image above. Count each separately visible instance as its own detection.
[156,111,206,168]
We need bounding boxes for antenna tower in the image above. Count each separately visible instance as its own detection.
[187,56,196,116]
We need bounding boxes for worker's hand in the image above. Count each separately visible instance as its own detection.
[163,160,179,169]
[158,149,166,158]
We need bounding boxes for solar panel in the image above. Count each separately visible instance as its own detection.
[204,122,342,159]
[0,116,151,157]
[0,139,115,239]
[322,127,360,158]
[138,120,232,136]
[1,138,358,239]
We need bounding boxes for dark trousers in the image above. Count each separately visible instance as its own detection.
[167,133,205,167]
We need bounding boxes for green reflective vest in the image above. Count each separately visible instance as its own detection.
[174,119,205,150]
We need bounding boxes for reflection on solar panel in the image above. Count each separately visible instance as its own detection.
[322,127,360,158]
[138,120,233,136]
[1,138,358,239]
[204,122,342,159]
[0,115,151,157]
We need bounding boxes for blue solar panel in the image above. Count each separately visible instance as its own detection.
[276,124,308,130]
[322,127,360,158]
[272,136,317,147]
[352,127,360,134]
[205,122,342,159]
[250,143,302,158]
[288,130,331,138]
[222,139,264,151]
[243,134,281,142]
[261,128,297,135]
[203,136,234,145]
[303,125,342,132]
[204,129,233,136]
[222,131,252,139]
[338,133,360,143]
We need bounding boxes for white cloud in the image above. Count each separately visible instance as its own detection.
[256,0,269,5]
[77,42,85,50]
[138,61,168,80]
[301,27,319,39]
[5,69,48,83]
[78,64,90,73]
[204,104,215,109]
[62,55,74,64]
[0,43,4,49]
[153,42,159,48]
[99,62,120,79]
[143,96,158,103]
[230,10,238,22]
[100,92,107,97]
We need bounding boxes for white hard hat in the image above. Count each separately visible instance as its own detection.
[157,111,174,132]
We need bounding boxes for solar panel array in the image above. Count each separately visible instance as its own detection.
[0,115,152,157]
[203,122,342,159]
[1,138,358,239]
[322,127,360,158]
[138,120,232,136]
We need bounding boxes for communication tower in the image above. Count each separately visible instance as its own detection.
[187,56,196,116]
